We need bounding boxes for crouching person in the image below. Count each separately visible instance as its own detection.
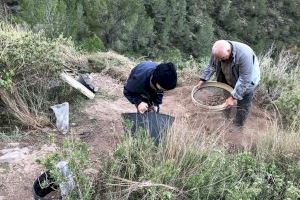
[124,61,177,114]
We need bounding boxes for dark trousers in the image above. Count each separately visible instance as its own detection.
[224,91,253,127]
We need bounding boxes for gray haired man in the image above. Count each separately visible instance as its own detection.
[198,40,260,129]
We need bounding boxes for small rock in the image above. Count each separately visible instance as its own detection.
[0,147,29,164]
[40,144,57,152]
[7,143,19,147]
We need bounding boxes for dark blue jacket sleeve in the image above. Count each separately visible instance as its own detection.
[123,86,143,106]
[153,92,163,106]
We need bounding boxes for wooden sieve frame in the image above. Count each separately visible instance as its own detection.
[191,81,233,111]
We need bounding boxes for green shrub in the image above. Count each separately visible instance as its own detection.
[160,48,183,67]
[96,133,300,199]
[0,25,64,89]
[275,86,300,130]
[17,0,87,40]
[80,35,105,53]
[257,49,300,130]
[40,138,94,200]
[0,23,76,128]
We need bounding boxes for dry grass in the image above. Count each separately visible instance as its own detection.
[0,23,65,128]
[163,118,226,159]
[98,115,300,199]
[87,50,135,82]
[60,45,89,73]
[0,88,49,128]
[259,48,300,89]
[259,47,297,77]
[177,67,199,87]
[256,119,300,159]
[151,112,299,164]
[105,176,184,200]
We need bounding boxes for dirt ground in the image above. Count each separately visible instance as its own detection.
[0,73,272,200]
[0,141,58,200]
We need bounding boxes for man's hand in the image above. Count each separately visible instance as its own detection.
[137,102,148,114]
[196,80,205,89]
[223,96,237,107]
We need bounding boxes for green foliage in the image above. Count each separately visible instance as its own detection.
[0,127,25,142]
[275,85,300,130]
[17,0,87,40]
[40,138,93,200]
[125,13,154,54]
[15,0,300,58]
[0,23,75,128]
[0,29,64,89]
[96,133,300,199]
[160,48,183,64]
[257,50,300,130]
[80,34,105,53]
[84,0,153,55]
[0,69,14,89]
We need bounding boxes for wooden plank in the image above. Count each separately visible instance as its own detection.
[60,73,95,99]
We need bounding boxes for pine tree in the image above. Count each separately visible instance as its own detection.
[17,0,87,40]
[84,0,148,52]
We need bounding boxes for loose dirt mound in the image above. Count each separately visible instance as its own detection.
[71,74,134,155]
[161,85,272,149]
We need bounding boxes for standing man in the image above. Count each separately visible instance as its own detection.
[198,40,260,129]
[124,61,177,113]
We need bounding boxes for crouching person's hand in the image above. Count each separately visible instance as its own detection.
[137,102,148,114]
[148,105,158,112]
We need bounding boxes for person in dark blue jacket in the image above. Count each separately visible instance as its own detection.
[124,61,177,113]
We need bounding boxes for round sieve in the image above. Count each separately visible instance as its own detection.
[191,81,233,111]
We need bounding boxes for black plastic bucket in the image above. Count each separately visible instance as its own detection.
[32,171,61,200]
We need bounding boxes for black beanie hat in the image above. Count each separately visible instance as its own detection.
[152,62,177,90]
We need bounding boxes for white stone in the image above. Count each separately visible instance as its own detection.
[0,147,29,163]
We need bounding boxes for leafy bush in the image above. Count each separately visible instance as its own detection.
[275,86,300,130]
[0,23,68,128]
[160,48,183,67]
[40,138,94,200]
[95,132,300,199]
[257,49,300,130]
[80,35,105,53]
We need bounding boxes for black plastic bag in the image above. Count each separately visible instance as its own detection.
[77,73,98,93]
[121,112,175,144]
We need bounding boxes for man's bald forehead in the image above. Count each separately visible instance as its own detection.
[212,40,230,55]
